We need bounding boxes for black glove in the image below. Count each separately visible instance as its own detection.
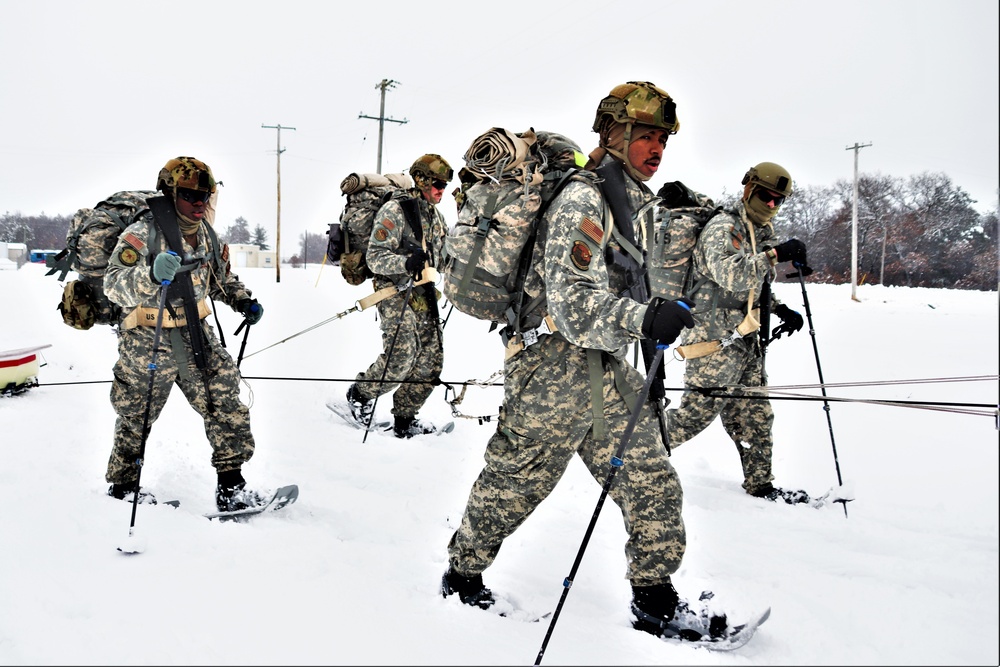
[641,297,695,346]
[151,251,181,284]
[771,303,803,339]
[404,247,428,280]
[237,298,264,325]
[772,239,807,265]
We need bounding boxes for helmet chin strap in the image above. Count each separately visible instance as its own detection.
[608,123,652,182]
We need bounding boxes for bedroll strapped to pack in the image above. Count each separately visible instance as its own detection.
[329,172,413,285]
[647,181,723,302]
[47,190,157,329]
[442,128,584,326]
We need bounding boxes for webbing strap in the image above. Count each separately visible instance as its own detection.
[456,192,498,298]
[168,327,191,382]
[586,349,607,443]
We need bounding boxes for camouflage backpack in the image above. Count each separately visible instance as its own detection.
[47,191,158,329]
[647,181,723,301]
[442,128,585,326]
[46,190,224,330]
[327,172,413,285]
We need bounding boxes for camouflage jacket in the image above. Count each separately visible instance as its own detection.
[686,203,784,342]
[536,156,650,357]
[367,190,448,285]
[104,212,252,316]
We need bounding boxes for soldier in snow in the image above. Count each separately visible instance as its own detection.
[667,161,811,504]
[344,154,452,438]
[103,156,267,512]
[442,82,721,640]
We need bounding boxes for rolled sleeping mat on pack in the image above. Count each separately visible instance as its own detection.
[340,172,413,195]
[463,128,541,184]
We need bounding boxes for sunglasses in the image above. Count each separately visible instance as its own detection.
[755,188,785,207]
[177,188,210,204]
[431,179,448,190]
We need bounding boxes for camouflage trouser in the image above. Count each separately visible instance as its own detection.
[667,336,774,495]
[105,320,255,484]
[355,285,442,419]
[447,334,685,587]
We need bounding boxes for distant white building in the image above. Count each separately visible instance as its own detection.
[0,242,27,269]
[226,243,275,269]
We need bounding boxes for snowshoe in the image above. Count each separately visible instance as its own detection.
[752,483,810,505]
[394,415,436,439]
[346,383,375,426]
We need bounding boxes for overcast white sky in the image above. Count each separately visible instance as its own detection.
[2,0,997,257]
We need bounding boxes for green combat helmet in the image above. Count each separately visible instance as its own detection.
[592,81,680,135]
[742,161,793,198]
[156,156,217,195]
[741,161,793,225]
[409,154,454,188]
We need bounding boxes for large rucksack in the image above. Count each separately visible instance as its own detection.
[47,190,226,330]
[47,191,158,329]
[327,172,413,285]
[647,181,723,302]
[442,128,584,327]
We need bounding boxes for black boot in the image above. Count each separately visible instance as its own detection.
[394,415,436,439]
[107,481,157,505]
[441,567,495,610]
[346,383,375,425]
[751,483,810,505]
[215,469,264,512]
[631,580,687,638]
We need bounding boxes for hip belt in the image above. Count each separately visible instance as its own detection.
[121,299,211,330]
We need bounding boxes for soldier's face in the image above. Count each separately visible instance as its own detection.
[421,179,446,205]
[175,188,208,221]
[627,127,669,179]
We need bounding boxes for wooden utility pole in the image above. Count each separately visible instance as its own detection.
[359,79,408,173]
[846,141,872,301]
[262,123,296,283]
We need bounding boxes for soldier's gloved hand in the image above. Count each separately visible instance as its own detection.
[772,239,807,265]
[404,247,428,280]
[772,303,803,338]
[641,297,695,346]
[237,298,264,325]
[151,251,181,284]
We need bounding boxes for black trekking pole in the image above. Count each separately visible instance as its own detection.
[362,278,416,444]
[790,262,849,518]
[118,269,173,555]
[234,318,251,369]
[535,344,668,665]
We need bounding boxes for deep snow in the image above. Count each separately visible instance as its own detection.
[1,261,997,666]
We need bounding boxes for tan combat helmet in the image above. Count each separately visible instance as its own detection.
[742,161,793,199]
[592,81,680,136]
[409,154,454,188]
[156,156,217,195]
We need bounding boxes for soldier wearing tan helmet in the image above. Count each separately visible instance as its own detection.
[667,161,812,505]
[103,156,270,512]
[343,153,453,438]
[442,83,724,643]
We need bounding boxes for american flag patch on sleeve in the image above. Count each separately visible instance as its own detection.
[123,232,145,251]
[580,218,603,244]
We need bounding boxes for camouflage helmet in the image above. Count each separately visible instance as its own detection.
[534,131,586,171]
[156,156,217,194]
[741,161,793,198]
[592,81,679,135]
[409,154,454,185]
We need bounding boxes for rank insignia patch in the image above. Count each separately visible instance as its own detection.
[570,240,593,270]
[119,247,139,266]
[123,232,145,251]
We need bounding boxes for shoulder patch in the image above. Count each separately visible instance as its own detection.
[221,243,230,264]
[570,240,593,271]
[123,232,145,251]
[730,226,743,250]
[374,227,389,242]
[119,247,139,266]
[381,218,395,231]
[580,217,603,244]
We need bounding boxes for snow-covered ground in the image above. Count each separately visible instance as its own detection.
[1,261,997,666]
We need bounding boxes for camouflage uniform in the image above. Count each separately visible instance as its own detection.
[103,211,255,484]
[667,203,787,495]
[447,155,686,587]
[353,191,448,418]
